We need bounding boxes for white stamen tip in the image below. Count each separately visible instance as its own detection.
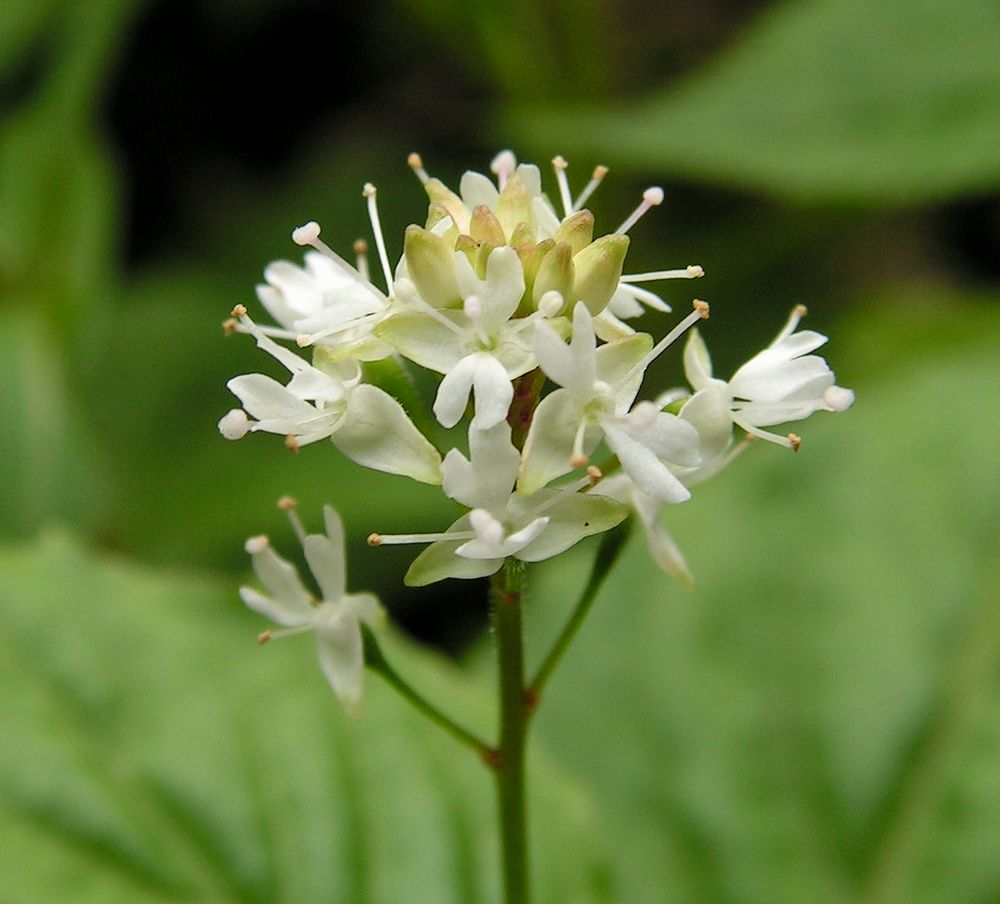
[586,465,603,483]
[538,290,564,318]
[552,155,568,170]
[295,333,313,347]
[687,265,705,278]
[788,433,802,452]
[277,495,297,510]
[794,304,808,317]
[407,152,424,170]
[593,165,609,179]
[292,221,321,246]
[218,409,251,440]
[490,150,517,176]
[353,238,368,254]
[245,535,269,555]
[362,182,376,198]
[231,303,248,318]
[463,295,483,321]
[694,299,710,318]
[569,452,589,469]
[627,401,659,430]
[643,186,665,205]
[367,533,383,547]
[824,386,855,412]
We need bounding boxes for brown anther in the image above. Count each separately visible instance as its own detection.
[277,495,297,510]
[407,152,423,169]
[367,533,382,547]
[794,304,808,317]
[353,238,368,254]
[257,630,272,645]
[231,303,248,318]
[569,452,589,469]
[222,318,237,336]
[284,433,300,454]
[593,165,609,179]
[586,465,603,484]
[788,433,802,452]
[693,299,710,319]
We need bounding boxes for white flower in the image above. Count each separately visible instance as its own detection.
[241,504,386,717]
[370,422,627,586]
[519,302,703,501]
[376,246,536,429]
[221,306,442,484]
[683,305,855,449]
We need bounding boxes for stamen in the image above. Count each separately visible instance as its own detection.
[368,529,477,546]
[731,417,801,450]
[353,238,370,282]
[363,183,395,294]
[245,535,269,555]
[262,624,314,642]
[228,319,299,342]
[285,433,300,454]
[572,164,608,212]
[620,299,710,388]
[278,495,307,543]
[772,303,808,344]
[552,155,573,218]
[463,295,492,346]
[407,152,430,184]
[491,150,517,190]
[586,465,603,484]
[615,186,665,235]
[621,265,704,283]
[569,419,589,468]
[290,220,386,301]
[296,311,383,347]
[222,318,238,336]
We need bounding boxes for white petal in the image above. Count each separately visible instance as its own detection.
[513,492,627,562]
[479,247,525,333]
[242,542,313,622]
[332,384,443,484]
[517,389,590,495]
[630,411,701,468]
[604,425,691,504]
[304,534,345,603]
[683,329,714,390]
[533,319,579,390]
[467,422,521,510]
[375,310,467,374]
[315,614,365,717]
[433,354,477,428]
[404,515,504,586]
[680,386,733,463]
[344,592,387,629]
[632,491,694,587]
[457,515,550,559]
[240,587,312,628]
[470,353,514,429]
[460,170,500,211]
[568,302,597,393]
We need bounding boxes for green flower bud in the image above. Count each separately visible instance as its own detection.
[553,210,594,255]
[404,225,462,308]
[532,242,574,309]
[469,204,507,246]
[494,170,532,241]
[570,234,629,315]
[423,178,470,233]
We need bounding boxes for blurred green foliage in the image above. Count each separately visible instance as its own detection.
[1,0,998,899]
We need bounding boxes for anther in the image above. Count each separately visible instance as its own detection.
[285,433,300,454]
[277,495,297,510]
[586,465,603,484]
[687,265,704,277]
[569,452,589,469]
[616,186,665,235]
[788,433,802,452]
[231,304,248,318]
[222,318,238,335]
[258,630,272,645]
[693,299,710,319]
[407,152,430,184]
[552,155,573,218]
[353,238,370,282]
[292,221,322,246]
[367,533,382,547]
[572,164,608,211]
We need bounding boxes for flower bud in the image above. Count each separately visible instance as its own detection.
[532,242,574,310]
[403,225,462,308]
[553,210,594,255]
[469,204,507,246]
[422,177,470,233]
[494,170,533,241]
[570,234,630,315]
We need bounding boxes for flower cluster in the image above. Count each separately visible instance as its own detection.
[224,151,853,706]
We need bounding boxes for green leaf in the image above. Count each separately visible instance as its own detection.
[512,0,1000,203]
[525,311,1000,901]
[0,532,610,903]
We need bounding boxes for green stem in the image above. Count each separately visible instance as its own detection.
[491,560,530,904]
[362,627,492,757]
[528,519,632,702]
